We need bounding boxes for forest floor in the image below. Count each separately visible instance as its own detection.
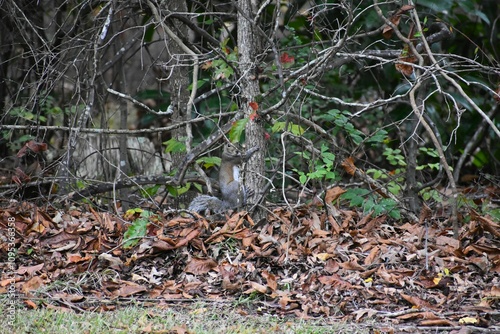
[0,192,499,333]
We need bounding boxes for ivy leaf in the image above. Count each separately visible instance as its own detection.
[229,118,249,142]
[164,138,186,153]
[123,210,152,249]
[166,183,191,197]
[196,156,221,169]
[140,184,161,197]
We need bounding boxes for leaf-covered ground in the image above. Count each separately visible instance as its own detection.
[1,192,499,333]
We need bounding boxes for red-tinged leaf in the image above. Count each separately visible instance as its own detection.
[26,140,48,153]
[249,101,259,111]
[280,52,294,64]
[249,111,259,121]
[264,132,271,140]
[16,140,47,157]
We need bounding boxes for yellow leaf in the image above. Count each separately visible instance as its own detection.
[459,317,478,324]
[315,253,332,261]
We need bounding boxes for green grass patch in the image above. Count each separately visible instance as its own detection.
[0,298,372,334]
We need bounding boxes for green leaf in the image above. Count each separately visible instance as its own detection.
[140,184,161,197]
[351,134,364,145]
[166,183,191,197]
[325,171,337,180]
[272,121,305,135]
[389,209,401,220]
[193,182,203,192]
[123,211,151,249]
[272,121,286,133]
[486,208,500,222]
[388,183,401,195]
[321,152,336,162]
[349,195,364,207]
[367,168,384,179]
[229,118,249,142]
[163,138,186,153]
[309,169,327,179]
[367,130,388,144]
[196,156,221,169]
[144,24,155,43]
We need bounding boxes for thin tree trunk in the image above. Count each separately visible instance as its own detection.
[237,0,266,219]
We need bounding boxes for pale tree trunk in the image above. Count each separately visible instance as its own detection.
[157,0,189,163]
[155,0,190,208]
[237,0,266,218]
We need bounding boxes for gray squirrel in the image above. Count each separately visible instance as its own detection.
[188,144,259,214]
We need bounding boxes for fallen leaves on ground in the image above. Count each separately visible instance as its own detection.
[1,199,499,332]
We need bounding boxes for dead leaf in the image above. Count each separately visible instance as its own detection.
[341,157,357,176]
[420,318,456,326]
[325,186,347,203]
[184,257,217,275]
[21,276,45,293]
[245,281,268,294]
[17,263,44,276]
[113,282,147,297]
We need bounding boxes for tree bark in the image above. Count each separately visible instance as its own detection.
[157,0,190,162]
[237,0,266,218]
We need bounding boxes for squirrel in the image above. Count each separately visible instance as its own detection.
[188,144,259,214]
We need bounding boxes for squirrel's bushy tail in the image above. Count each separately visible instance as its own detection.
[188,195,230,214]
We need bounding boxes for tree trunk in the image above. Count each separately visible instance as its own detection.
[237,0,266,218]
[156,0,190,207]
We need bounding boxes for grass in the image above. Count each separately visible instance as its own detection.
[0,297,373,334]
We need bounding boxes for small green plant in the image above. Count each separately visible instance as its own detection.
[293,144,337,185]
[341,188,401,219]
[123,208,152,249]
[205,39,238,80]
[383,147,407,167]
[317,109,365,145]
